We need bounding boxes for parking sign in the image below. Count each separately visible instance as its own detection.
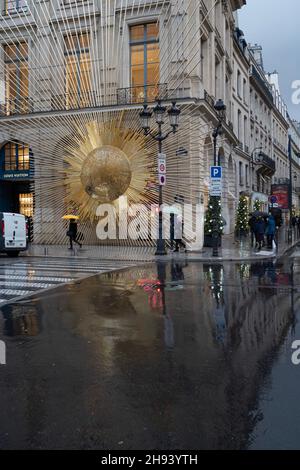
[210,166,222,179]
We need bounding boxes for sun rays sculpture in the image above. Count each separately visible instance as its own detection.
[0,0,214,246]
[63,120,155,221]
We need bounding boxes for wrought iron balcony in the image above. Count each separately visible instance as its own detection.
[0,85,171,119]
[0,97,33,116]
[2,6,28,15]
[117,84,168,105]
[203,90,215,109]
[256,151,276,176]
[250,65,274,104]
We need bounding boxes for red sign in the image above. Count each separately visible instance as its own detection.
[271,184,289,210]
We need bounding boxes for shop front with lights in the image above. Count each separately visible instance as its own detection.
[0,142,33,219]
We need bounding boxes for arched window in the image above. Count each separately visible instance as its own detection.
[3,142,30,171]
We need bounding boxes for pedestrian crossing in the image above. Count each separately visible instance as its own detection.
[0,257,139,306]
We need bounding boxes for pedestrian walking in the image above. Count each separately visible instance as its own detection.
[171,213,186,253]
[248,213,256,247]
[265,214,276,250]
[254,216,265,250]
[67,218,82,249]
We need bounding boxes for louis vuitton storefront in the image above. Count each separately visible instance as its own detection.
[0,142,33,218]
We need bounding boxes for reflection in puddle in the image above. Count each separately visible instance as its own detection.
[0,259,299,449]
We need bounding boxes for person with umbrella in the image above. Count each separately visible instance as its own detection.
[63,215,82,249]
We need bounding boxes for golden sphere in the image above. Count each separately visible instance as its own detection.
[80,145,132,203]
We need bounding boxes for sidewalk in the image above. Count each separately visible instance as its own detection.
[20,229,300,263]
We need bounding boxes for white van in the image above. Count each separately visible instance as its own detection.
[0,212,28,257]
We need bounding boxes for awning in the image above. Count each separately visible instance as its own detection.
[251,192,268,203]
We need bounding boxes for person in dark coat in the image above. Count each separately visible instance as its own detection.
[297,216,300,238]
[248,213,256,246]
[254,216,265,249]
[67,219,82,249]
[265,214,276,249]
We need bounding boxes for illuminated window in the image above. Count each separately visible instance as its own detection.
[130,23,159,102]
[3,142,30,171]
[19,193,33,217]
[4,42,28,115]
[64,33,91,109]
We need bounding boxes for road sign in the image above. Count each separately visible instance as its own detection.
[158,153,166,160]
[210,166,222,179]
[210,178,222,196]
[159,174,166,186]
[269,195,278,204]
[158,158,166,174]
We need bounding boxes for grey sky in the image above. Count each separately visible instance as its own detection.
[239,0,300,121]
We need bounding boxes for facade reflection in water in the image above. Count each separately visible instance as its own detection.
[1,303,40,337]
[0,260,298,449]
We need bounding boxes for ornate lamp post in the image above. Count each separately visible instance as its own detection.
[250,146,263,194]
[140,100,181,255]
[212,99,226,257]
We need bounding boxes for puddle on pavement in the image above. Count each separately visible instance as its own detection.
[0,259,300,449]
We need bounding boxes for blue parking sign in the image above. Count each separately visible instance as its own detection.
[210,166,222,179]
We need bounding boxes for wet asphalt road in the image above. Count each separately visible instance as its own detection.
[1,256,300,450]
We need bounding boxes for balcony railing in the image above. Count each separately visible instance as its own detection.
[117,83,168,105]
[0,85,172,118]
[2,6,28,15]
[0,97,33,116]
[250,65,274,104]
[203,90,215,109]
[274,177,290,185]
[256,151,276,176]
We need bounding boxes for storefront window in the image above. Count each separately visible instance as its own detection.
[3,142,30,171]
[130,23,159,102]
[19,193,33,217]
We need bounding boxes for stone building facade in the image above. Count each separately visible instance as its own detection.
[0,0,296,247]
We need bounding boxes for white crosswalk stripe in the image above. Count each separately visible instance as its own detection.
[0,257,139,306]
[0,275,74,283]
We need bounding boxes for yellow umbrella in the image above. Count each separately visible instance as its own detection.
[62,215,79,220]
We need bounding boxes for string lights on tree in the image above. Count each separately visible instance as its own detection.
[253,199,261,212]
[204,196,223,240]
[235,194,249,236]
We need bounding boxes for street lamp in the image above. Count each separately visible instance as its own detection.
[211,99,226,257]
[250,146,263,192]
[140,100,181,255]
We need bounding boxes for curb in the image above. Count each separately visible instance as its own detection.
[18,241,299,264]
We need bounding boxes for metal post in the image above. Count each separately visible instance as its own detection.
[212,129,219,257]
[288,135,293,243]
[156,133,166,256]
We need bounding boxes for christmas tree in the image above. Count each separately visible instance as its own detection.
[204,196,224,236]
[253,199,261,212]
[235,195,249,235]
